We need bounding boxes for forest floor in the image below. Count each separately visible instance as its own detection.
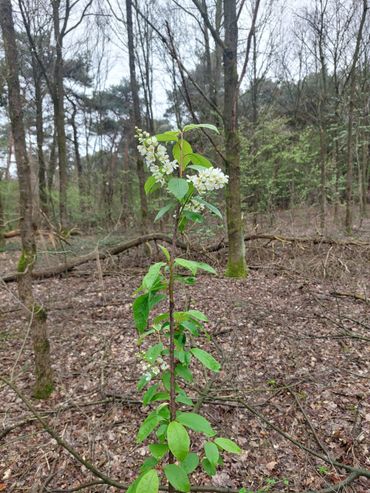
[0,209,369,493]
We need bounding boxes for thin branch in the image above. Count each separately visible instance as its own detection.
[190,0,225,49]
[238,0,262,87]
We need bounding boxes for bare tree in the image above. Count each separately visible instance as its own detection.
[126,0,148,231]
[344,0,368,234]
[0,0,53,398]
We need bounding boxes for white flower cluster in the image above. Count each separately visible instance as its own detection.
[184,197,205,214]
[136,351,169,383]
[187,167,229,194]
[136,128,178,185]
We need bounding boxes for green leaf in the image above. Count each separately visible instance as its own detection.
[137,414,160,443]
[176,390,194,406]
[188,309,208,322]
[204,442,219,466]
[143,384,159,405]
[175,258,216,276]
[144,176,158,195]
[126,477,140,493]
[151,391,170,402]
[183,210,203,223]
[145,342,164,363]
[142,262,166,290]
[136,469,159,493]
[140,457,158,474]
[187,153,213,168]
[176,412,216,437]
[167,421,190,461]
[168,178,189,200]
[137,374,150,391]
[164,464,190,493]
[156,423,168,441]
[173,140,193,165]
[149,443,169,460]
[175,364,193,382]
[202,458,217,476]
[155,130,179,142]
[155,202,176,222]
[181,452,199,474]
[159,244,170,261]
[195,197,223,219]
[180,320,200,336]
[183,123,219,134]
[133,294,149,333]
[214,437,241,454]
[191,348,221,372]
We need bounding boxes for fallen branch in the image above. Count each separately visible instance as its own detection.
[330,290,368,303]
[3,232,368,283]
[208,234,370,252]
[2,378,368,493]
[1,233,189,282]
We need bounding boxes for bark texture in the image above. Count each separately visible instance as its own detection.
[223,0,247,277]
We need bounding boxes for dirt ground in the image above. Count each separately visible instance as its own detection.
[0,213,369,493]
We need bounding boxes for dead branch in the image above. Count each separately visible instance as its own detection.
[1,233,189,282]
[208,234,370,252]
[3,231,368,283]
[330,290,368,303]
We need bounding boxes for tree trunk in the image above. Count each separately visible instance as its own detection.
[33,62,48,218]
[126,0,148,232]
[345,0,368,234]
[70,100,85,214]
[223,0,247,277]
[52,0,68,227]
[0,171,4,248]
[0,0,53,399]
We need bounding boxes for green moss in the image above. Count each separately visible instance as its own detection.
[33,382,54,400]
[17,249,36,273]
[33,304,48,322]
[225,258,249,278]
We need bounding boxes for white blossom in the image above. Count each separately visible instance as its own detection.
[185,197,205,214]
[136,128,178,185]
[187,167,228,194]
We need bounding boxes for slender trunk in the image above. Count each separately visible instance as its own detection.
[214,0,223,114]
[0,0,53,399]
[0,172,4,248]
[223,0,247,277]
[333,138,340,221]
[345,0,368,234]
[122,139,133,226]
[33,67,48,218]
[52,0,68,227]
[70,101,84,214]
[318,1,327,233]
[126,0,148,232]
[319,126,327,232]
[5,126,12,180]
[168,206,180,493]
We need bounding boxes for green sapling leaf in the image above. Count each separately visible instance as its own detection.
[164,464,190,493]
[176,412,216,437]
[167,421,190,461]
[204,441,219,466]
[136,469,159,493]
[191,347,221,372]
[214,437,241,454]
[168,177,189,200]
